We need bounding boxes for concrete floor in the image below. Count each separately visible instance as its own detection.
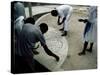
[35,12,97,71]
[61,12,97,70]
[25,5,97,71]
[34,26,68,71]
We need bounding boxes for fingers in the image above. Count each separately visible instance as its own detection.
[78,19,84,22]
[55,56,60,62]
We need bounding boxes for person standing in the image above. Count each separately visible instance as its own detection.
[51,5,73,36]
[11,2,26,73]
[14,2,25,38]
[78,6,97,56]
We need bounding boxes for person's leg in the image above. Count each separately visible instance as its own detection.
[25,56,35,72]
[61,20,68,36]
[87,42,93,53]
[15,55,30,73]
[78,41,88,56]
[25,57,50,72]
[34,59,50,72]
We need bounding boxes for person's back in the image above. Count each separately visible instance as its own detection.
[16,23,46,57]
[56,5,73,18]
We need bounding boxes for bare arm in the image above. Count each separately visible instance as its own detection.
[42,45,59,61]
[37,31,59,61]
[78,19,88,23]
[58,16,66,25]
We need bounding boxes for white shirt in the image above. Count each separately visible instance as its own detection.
[56,5,73,19]
[56,5,73,31]
[14,16,24,38]
[84,6,97,42]
[88,6,97,24]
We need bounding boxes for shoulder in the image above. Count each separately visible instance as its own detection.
[23,23,36,30]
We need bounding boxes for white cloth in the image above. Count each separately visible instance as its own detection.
[88,6,97,23]
[84,6,97,42]
[56,5,73,31]
[14,16,24,37]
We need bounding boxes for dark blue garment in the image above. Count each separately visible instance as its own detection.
[84,21,91,37]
